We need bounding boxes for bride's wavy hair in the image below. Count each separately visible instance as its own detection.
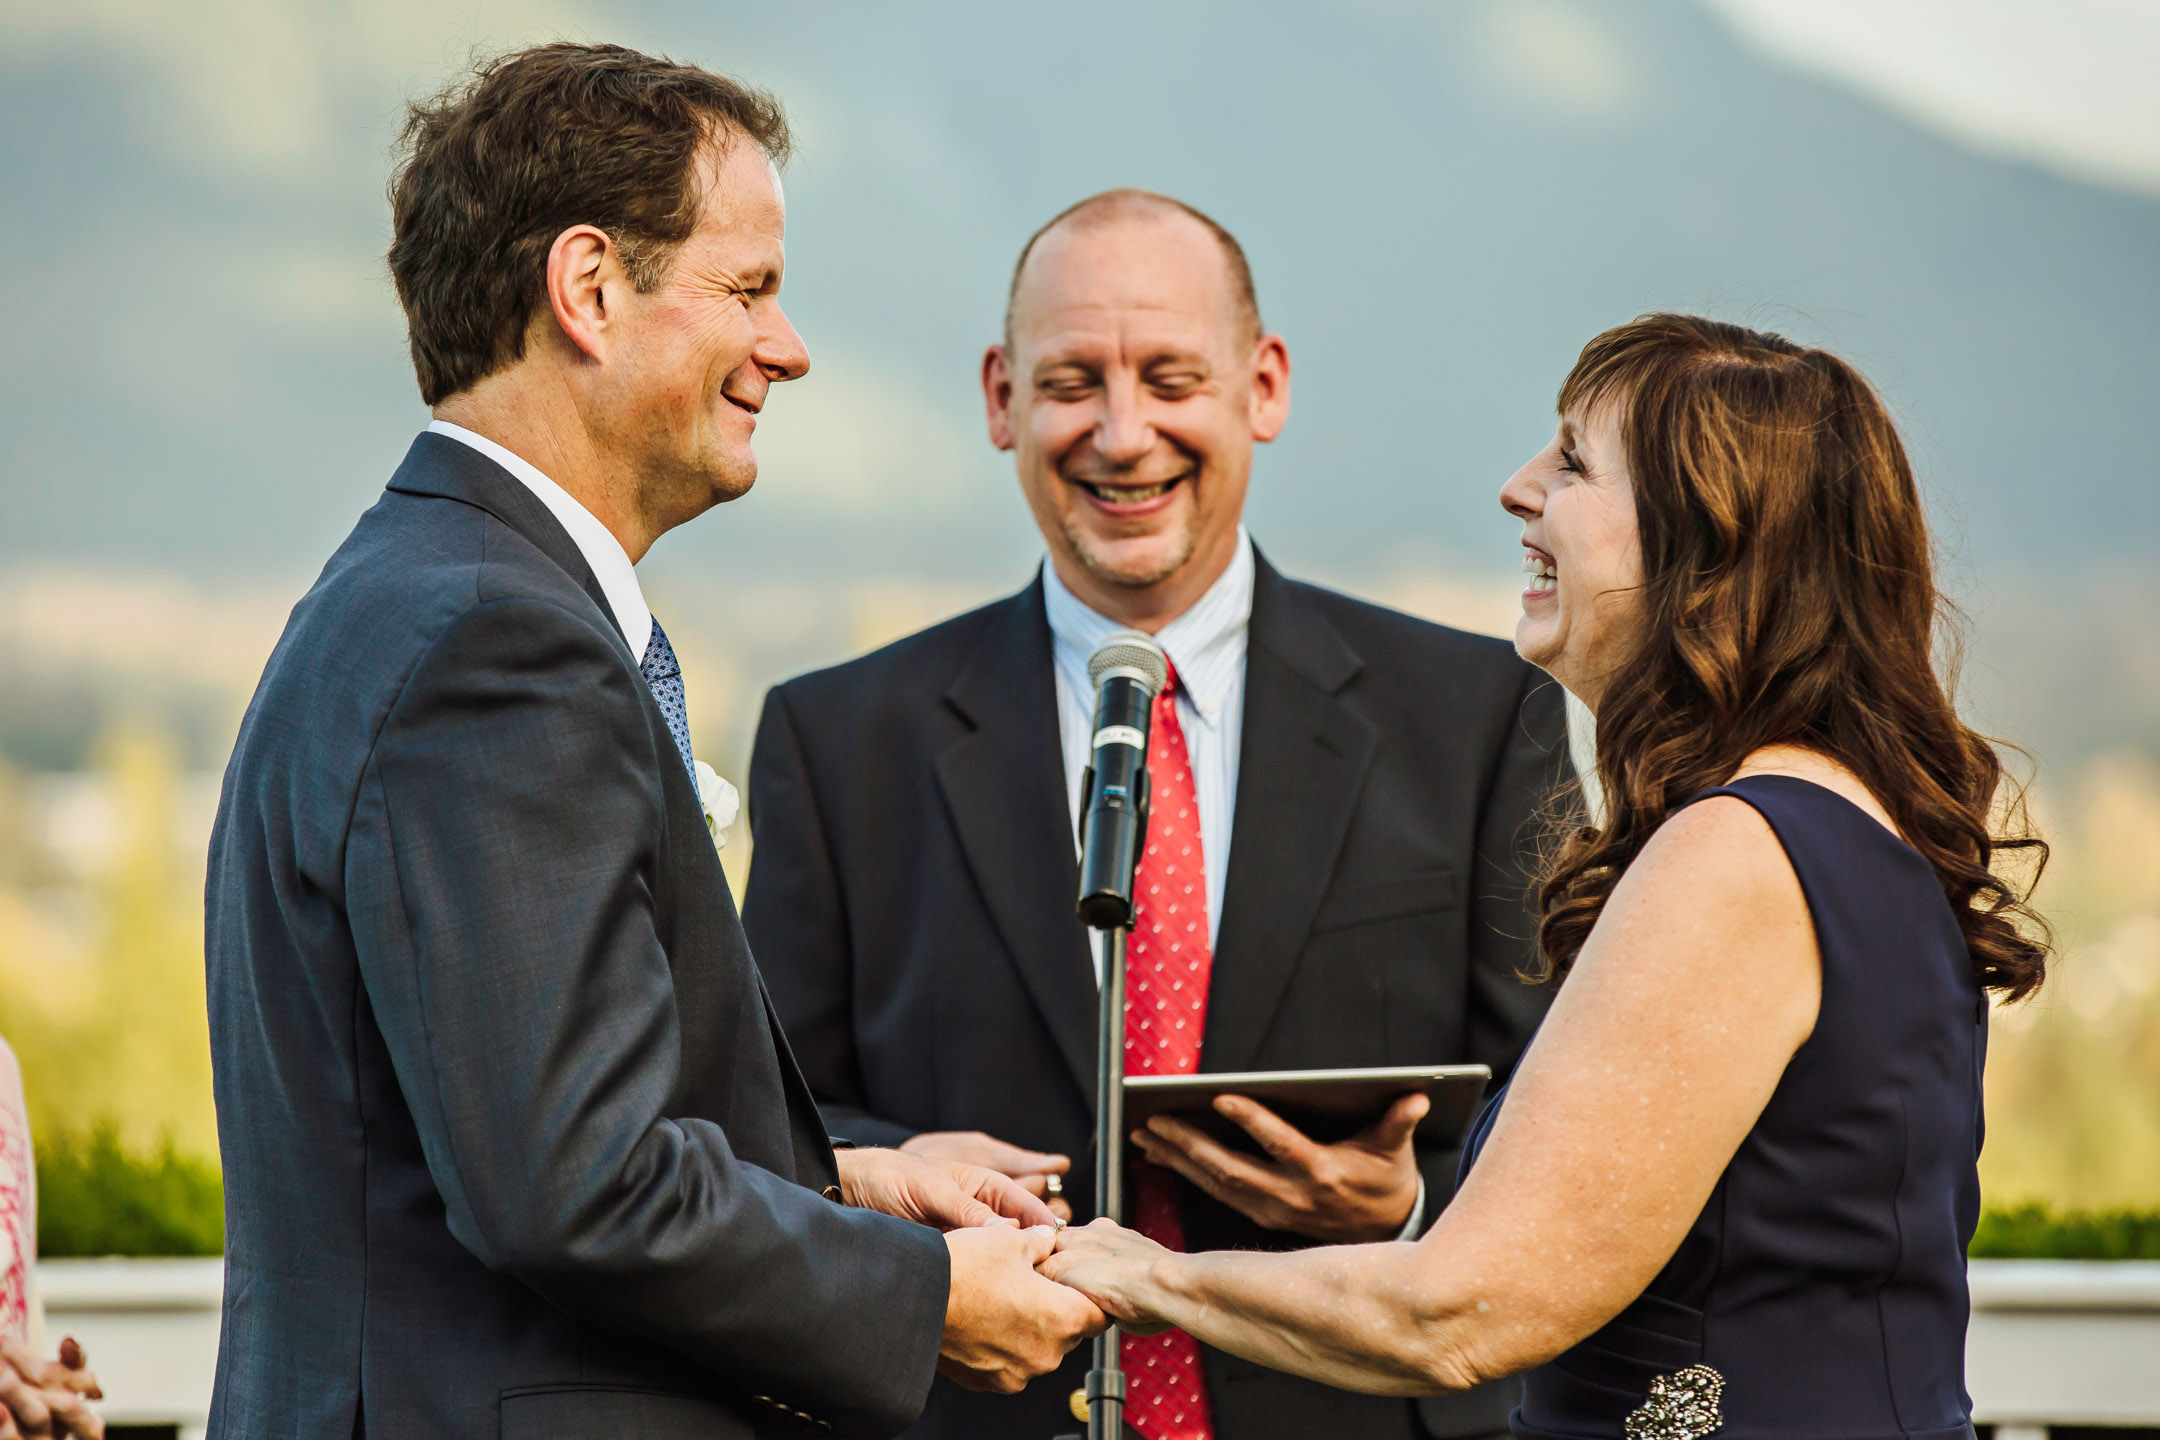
[1536,314,2050,1000]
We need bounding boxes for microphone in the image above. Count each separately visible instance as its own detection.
[1076,630,1170,930]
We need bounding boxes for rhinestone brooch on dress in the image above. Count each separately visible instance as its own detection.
[1622,1364,1725,1440]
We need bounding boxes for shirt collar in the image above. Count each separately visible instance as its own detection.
[425,420,655,663]
[1041,528,1254,728]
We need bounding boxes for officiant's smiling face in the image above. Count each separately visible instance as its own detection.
[1501,401,1645,709]
[983,197,1290,627]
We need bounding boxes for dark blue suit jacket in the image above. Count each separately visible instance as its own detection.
[205,433,949,1439]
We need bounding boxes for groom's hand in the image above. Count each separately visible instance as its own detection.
[900,1131,1075,1223]
[940,1225,1106,1393]
[1132,1092,1429,1244]
[835,1147,1059,1230]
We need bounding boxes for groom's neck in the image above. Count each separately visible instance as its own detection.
[433,362,655,562]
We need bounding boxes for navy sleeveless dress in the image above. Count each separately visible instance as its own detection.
[1459,776,1987,1440]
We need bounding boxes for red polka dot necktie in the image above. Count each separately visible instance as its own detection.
[1122,663,1217,1440]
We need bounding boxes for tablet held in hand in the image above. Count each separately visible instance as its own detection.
[1123,1063,1491,1156]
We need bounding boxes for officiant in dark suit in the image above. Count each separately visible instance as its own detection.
[743,191,1568,1440]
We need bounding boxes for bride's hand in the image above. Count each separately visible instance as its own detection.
[1036,1219,1176,1337]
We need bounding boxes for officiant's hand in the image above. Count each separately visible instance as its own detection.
[900,1131,1075,1223]
[835,1146,1060,1230]
[1132,1092,1428,1243]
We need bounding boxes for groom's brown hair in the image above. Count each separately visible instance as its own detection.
[388,42,790,405]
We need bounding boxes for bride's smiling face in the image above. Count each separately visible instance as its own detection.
[1499,402,1645,710]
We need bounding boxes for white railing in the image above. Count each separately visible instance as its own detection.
[35,1256,2160,1436]
[40,1257,220,1439]
[1969,1259,2160,1428]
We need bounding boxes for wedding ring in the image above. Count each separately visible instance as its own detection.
[1043,1173,1064,1199]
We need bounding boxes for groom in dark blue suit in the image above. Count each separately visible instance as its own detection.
[204,44,1101,1439]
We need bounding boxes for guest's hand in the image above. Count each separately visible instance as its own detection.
[0,1336,103,1438]
[1133,1092,1428,1243]
[900,1131,1074,1223]
[1037,1218,1174,1337]
[836,1146,1059,1230]
[941,1224,1107,1392]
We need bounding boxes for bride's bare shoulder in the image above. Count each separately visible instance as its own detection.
[1555,782,1819,1058]
[1622,791,1790,905]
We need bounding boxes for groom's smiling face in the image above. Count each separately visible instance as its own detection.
[593,135,810,531]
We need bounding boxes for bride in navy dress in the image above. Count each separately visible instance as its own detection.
[1042,313,2051,1439]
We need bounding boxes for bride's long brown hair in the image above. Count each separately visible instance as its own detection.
[1537,314,2049,999]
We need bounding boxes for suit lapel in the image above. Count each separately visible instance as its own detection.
[386,432,627,646]
[1204,557,1377,1073]
[934,583,1101,1100]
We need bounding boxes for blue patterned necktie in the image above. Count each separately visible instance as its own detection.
[639,617,697,786]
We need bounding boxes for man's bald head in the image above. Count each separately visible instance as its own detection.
[1003,189,1262,351]
[981,187,1289,630]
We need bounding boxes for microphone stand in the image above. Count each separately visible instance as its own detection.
[1066,631,1164,1440]
[1084,920,1130,1440]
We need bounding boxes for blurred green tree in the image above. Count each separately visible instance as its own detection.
[1982,752,2160,1207]
[0,724,219,1231]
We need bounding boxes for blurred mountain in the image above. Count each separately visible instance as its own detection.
[1,0,2156,770]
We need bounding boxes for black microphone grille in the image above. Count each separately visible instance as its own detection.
[1086,630,1169,695]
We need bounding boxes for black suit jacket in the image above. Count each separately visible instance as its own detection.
[205,433,949,1440]
[744,556,1568,1440]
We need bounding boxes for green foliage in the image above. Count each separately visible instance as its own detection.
[36,1124,224,1258]
[1971,1203,2160,1260]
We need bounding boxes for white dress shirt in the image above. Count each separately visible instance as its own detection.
[426,420,654,664]
[1043,530,1425,1237]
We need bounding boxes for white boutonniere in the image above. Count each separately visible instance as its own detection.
[692,760,740,850]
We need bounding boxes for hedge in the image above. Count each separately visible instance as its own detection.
[35,1125,223,1258]
[1968,1202,2160,1260]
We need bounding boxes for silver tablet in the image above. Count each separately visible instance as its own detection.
[1123,1063,1492,1152]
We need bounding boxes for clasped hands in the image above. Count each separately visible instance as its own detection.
[890,1090,1428,1371]
[832,1146,1099,1395]
[0,1336,105,1438]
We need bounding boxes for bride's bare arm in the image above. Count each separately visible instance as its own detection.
[1040,794,1823,1394]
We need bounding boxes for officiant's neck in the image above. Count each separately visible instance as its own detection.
[434,359,660,564]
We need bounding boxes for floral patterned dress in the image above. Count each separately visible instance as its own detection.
[0,1039,39,1346]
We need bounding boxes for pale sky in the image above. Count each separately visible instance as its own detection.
[6,0,2154,195]
[1701,0,2160,194]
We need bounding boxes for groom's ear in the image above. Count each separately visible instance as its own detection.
[545,224,629,363]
